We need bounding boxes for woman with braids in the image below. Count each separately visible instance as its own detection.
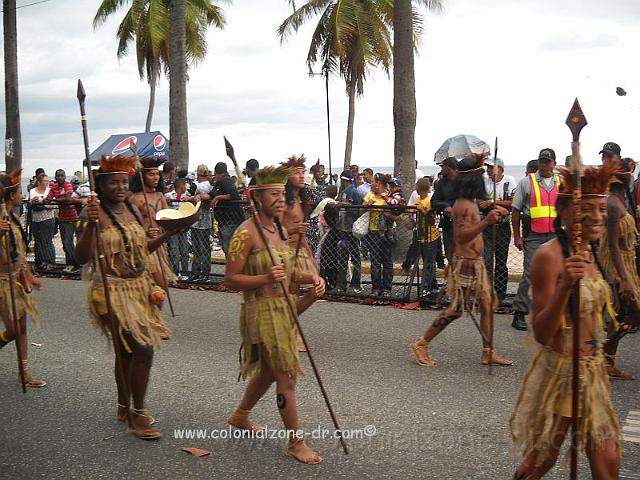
[0,169,45,387]
[409,155,513,367]
[225,166,325,465]
[510,164,620,479]
[598,174,640,380]
[75,155,175,440]
[280,155,318,352]
[129,157,176,292]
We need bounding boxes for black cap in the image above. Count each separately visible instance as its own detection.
[339,170,353,181]
[441,156,458,170]
[599,142,621,156]
[246,159,259,171]
[214,162,228,174]
[538,148,556,162]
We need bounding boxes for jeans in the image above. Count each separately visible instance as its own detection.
[441,222,454,261]
[365,231,393,293]
[190,228,212,276]
[31,218,56,266]
[483,222,511,302]
[168,231,190,274]
[335,231,362,289]
[512,232,556,313]
[420,239,439,293]
[218,223,239,257]
[59,220,78,267]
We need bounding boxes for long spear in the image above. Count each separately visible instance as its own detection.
[489,137,498,376]
[77,80,130,424]
[565,98,587,480]
[0,181,27,393]
[130,141,176,318]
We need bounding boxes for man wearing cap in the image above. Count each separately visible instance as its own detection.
[245,159,259,187]
[335,170,362,293]
[431,157,458,261]
[600,142,622,168]
[211,162,243,257]
[510,148,559,331]
[480,158,516,308]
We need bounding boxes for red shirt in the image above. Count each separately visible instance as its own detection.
[46,181,78,222]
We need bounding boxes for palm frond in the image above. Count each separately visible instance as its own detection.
[277,0,331,44]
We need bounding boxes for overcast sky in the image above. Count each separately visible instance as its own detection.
[3,0,640,175]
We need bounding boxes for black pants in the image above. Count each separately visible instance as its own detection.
[59,221,78,267]
[420,239,440,293]
[190,228,212,276]
[365,231,393,293]
[31,218,56,266]
[335,231,362,289]
[441,222,454,261]
[402,230,419,270]
[483,222,511,302]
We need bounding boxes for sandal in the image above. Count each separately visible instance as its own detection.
[228,407,266,433]
[129,408,162,440]
[606,355,635,380]
[285,437,322,465]
[481,348,513,366]
[409,337,436,366]
[118,404,157,425]
[19,361,46,388]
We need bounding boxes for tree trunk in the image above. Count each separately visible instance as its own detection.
[3,0,21,172]
[343,80,356,169]
[168,0,189,171]
[145,64,158,133]
[393,0,416,195]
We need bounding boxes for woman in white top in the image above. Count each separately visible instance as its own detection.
[28,173,57,270]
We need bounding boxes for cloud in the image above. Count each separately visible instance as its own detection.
[538,33,620,52]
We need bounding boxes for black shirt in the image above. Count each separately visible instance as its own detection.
[431,176,456,226]
[213,174,243,226]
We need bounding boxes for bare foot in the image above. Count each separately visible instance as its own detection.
[129,409,162,440]
[409,338,436,367]
[607,365,635,380]
[117,404,128,423]
[21,371,46,388]
[481,349,513,366]
[296,335,307,352]
[286,439,322,465]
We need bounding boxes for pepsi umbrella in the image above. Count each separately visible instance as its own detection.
[433,134,490,164]
[88,131,169,165]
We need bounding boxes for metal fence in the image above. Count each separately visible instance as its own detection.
[20,200,526,306]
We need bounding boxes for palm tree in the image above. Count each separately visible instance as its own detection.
[279,0,393,169]
[3,0,21,171]
[168,0,188,169]
[94,0,225,141]
[393,0,442,189]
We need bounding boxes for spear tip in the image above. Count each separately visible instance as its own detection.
[565,98,587,142]
[77,79,86,102]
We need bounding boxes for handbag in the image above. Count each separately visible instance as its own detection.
[352,211,370,239]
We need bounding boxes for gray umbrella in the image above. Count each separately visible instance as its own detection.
[434,134,490,164]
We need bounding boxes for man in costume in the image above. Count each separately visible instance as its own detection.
[511,148,560,331]
[510,164,620,479]
[129,157,176,292]
[0,169,46,387]
[409,155,513,367]
[75,155,176,440]
[224,166,325,465]
[599,173,639,380]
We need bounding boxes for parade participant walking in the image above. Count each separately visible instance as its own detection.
[0,169,46,387]
[599,174,640,380]
[75,155,175,440]
[129,157,176,292]
[511,149,560,331]
[481,157,516,307]
[431,156,458,261]
[225,166,325,465]
[510,164,620,479]
[409,155,513,367]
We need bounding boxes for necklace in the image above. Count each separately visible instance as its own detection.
[262,223,277,234]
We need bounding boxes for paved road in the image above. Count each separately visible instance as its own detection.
[1,278,638,479]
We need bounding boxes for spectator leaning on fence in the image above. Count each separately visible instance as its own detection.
[46,169,81,273]
[412,176,440,297]
[212,162,243,257]
[165,178,192,280]
[334,170,362,293]
[356,168,373,202]
[510,148,559,331]
[28,173,57,271]
[431,156,458,262]
[364,173,395,297]
[480,157,516,308]
[190,164,214,281]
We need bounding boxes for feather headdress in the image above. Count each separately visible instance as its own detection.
[97,154,136,176]
[557,163,617,198]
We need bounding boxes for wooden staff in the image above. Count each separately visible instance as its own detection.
[130,141,176,318]
[565,98,587,480]
[77,80,130,424]
[489,138,498,376]
[0,185,27,393]
[224,136,246,186]
[246,189,348,455]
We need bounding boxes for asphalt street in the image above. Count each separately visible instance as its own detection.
[1,278,638,479]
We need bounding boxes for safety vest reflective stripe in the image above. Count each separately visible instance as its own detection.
[529,173,559,234]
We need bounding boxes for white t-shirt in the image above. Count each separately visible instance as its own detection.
[483,173,516,200]
[29,187,56,223]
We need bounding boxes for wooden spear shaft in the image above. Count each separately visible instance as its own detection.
[490,138,498,376]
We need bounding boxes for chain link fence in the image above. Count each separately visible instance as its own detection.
[19,200,527,306]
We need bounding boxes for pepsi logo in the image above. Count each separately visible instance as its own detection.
[154,135,167,151]
[112,136,137,155]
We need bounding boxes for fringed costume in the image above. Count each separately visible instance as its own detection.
[447,255,496,312]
